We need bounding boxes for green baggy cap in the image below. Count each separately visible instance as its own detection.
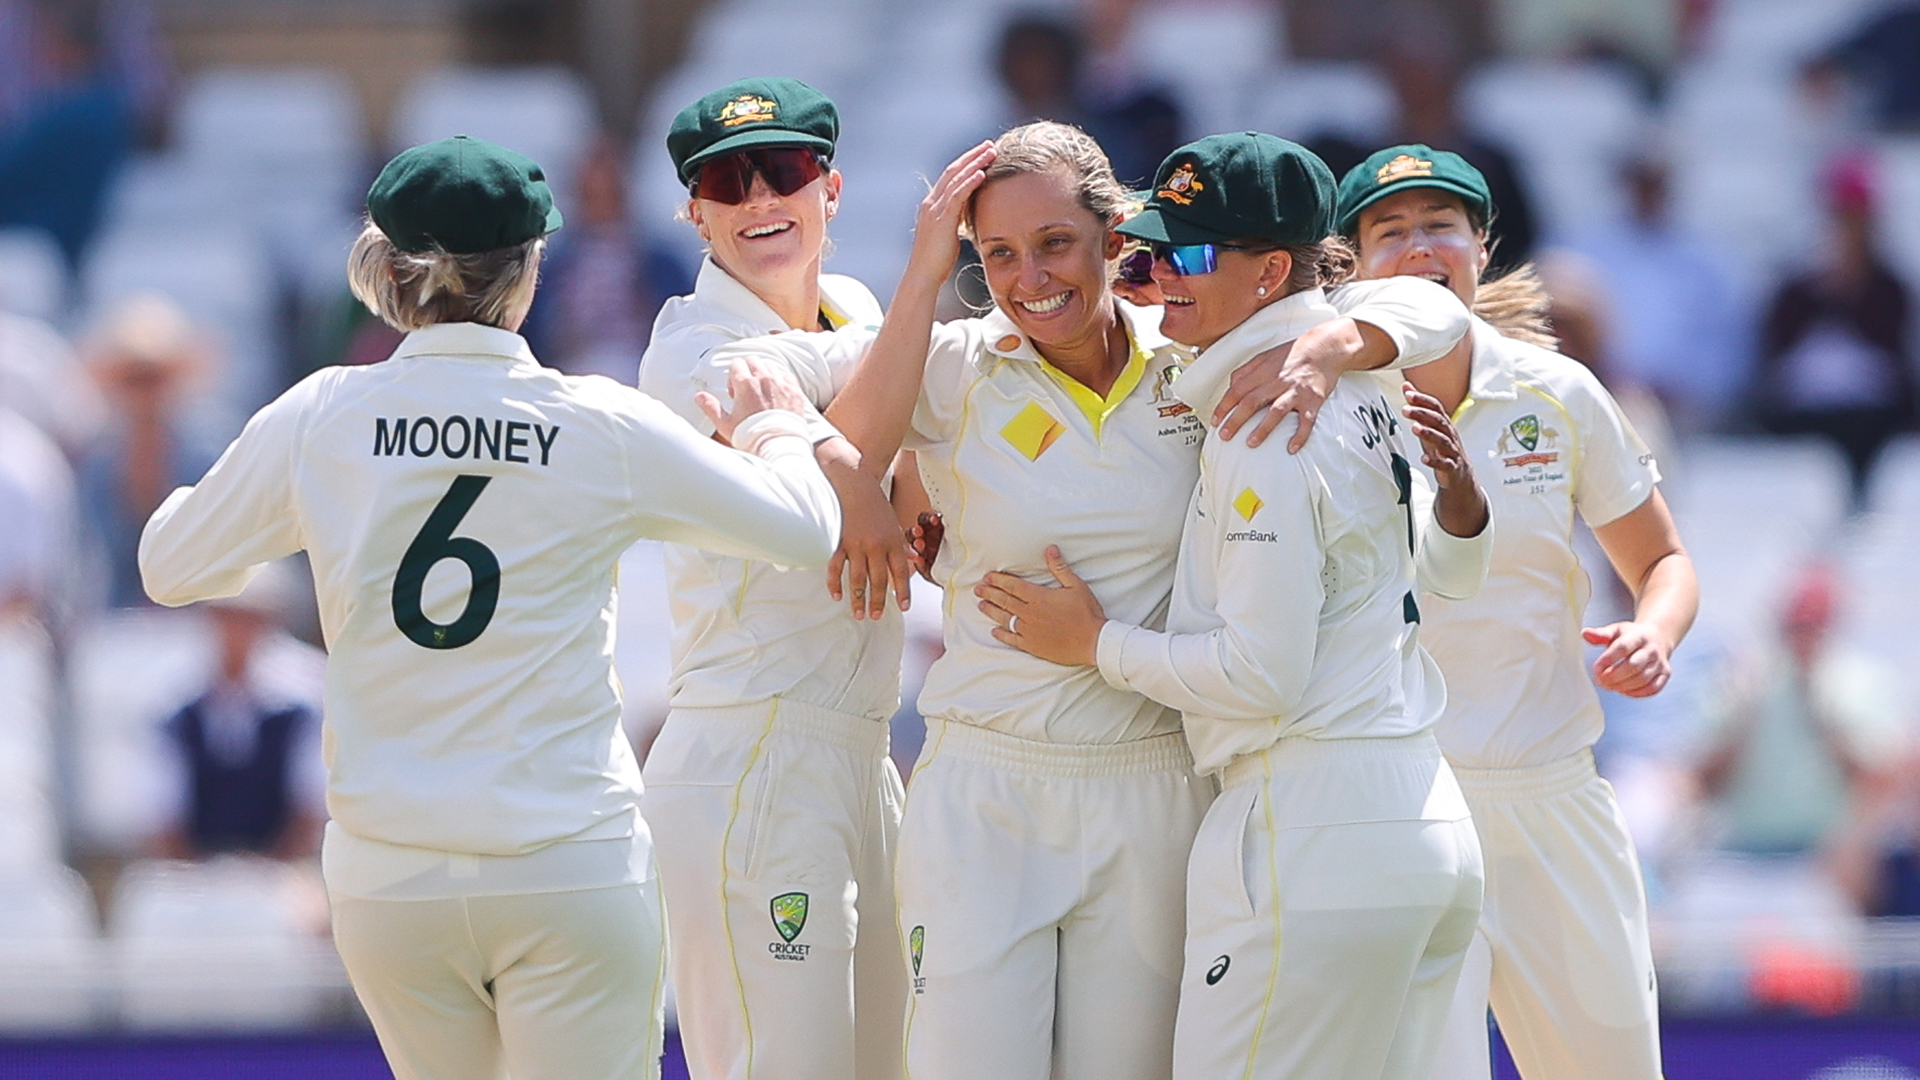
[1335,143,1492,237]
[368,135,562,255]
[1116,132,1335,247]
[667,77,839,187]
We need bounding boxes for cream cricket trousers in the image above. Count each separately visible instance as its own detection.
[641,699,906,1080]
[330,881,667,1080]
[896,719,1214,1080]
[1427,749,1661,1080]
[1173,732,1484,1080]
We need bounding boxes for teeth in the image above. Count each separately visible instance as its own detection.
[743,222,791,238]
[1164,295,1195,306]
[1020,292,1069,314]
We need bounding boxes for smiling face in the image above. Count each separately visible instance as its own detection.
[1151,243,1293,350]
[969,168,1122,362]
[1353,187,1487,306]
[687,164,841,298]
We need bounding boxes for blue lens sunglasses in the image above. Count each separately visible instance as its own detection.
[1118,241,1266,285]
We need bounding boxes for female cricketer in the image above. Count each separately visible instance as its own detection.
[1338,143,1698,1080]
[985,132,1495,1080]
[812,122,1476,1080]
[633,77,956,1080]
[138,136,843,1080]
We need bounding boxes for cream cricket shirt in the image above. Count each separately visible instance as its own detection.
[909,279,1471,746]
[140,323,840,894]
[638,258,904,721]
[1422,318,1660,770]
[1094,290,1492,775]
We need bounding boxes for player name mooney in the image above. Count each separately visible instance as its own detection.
[373,416,560,465]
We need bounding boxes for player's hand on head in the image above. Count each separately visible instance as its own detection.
[1583,621,1674,698]
[975,545,1105,667]
[697,357,810,441]
[909,141,996,279]
[826,468,914,620]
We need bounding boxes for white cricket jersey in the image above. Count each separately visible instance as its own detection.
[908,278,1472,746]
[1094,290,1493,775]
[140,323,841,878]
[1422,318,1660,770]
[638,258,905,721]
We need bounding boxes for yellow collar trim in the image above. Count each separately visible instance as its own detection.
[1038,332,1151,439]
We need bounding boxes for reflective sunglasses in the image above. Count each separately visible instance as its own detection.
[1116,241,1263,285]
[690,147,826,205]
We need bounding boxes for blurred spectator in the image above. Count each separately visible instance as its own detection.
[1752,154,1915,514]
[152,562,324,862]
[0,307,105,456]
[0,0,133,268]
[1306,15,1540,271]
[1484,0,1678,87]
[0,0,169,139]
[520,137,691,383]
[1802,3,1920,134]
[1691,565,1905,861]
[75,293,218,608]
[1285,0,1491,65]
[0,404,73,616]
[1570,154,1743,432]
[992,11,1183,188]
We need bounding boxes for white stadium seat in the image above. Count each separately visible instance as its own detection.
[0,868,101,1031]
[1243,61,1397,147]
[391,67,598,207]
[0,228,68,322]
[1460,61,1649,241]
[110,858,341,1031]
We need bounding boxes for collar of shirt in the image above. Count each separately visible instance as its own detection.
[693,256,866,333]
[977,298,1171,436]
[1173,287,1339,424]
[1464,315,1520,404]
[391,323,539,365]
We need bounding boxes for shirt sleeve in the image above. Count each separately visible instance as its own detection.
[1095,445,1325,721]
[1327,277,1471,370]
[1566,363,1661,528]
[706,329,876,443]
[607,388,841,569]
[1408,468,1493,601]
[903,320,984,451]
[139,383,308,607]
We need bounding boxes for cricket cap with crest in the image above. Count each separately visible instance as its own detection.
[1117,132,1335,247]
[667,77,839,185]
[1335,143,1492,236]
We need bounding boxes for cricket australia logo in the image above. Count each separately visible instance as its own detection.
[718,94,778,127]
[1377,153,1434,185]
[1497,413,1561,468]
[1159,163,1205,205]
[769,892,811,960]
[910,925,926,994]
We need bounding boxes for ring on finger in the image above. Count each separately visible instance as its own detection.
[1008,614,1020,635]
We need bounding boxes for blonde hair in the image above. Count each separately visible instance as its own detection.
[962,121,1138,239]
[1472,263,1558,350]
[1276,235,1357,295]
[347,221,544,333]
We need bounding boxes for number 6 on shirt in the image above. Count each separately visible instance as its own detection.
[393,475,500,649]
